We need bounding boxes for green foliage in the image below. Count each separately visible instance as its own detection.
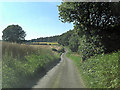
[58,30,73,46]
[58,2,120,88]
[67,50,119,88]
[2,25,26,43]
[78,35,104,61]
[2,42,60,88]
[58,29,80,52]
[98,26,120,53]
[30,35,59,42]
[81,52,119,88]
[69,33,79,52]
[58,2,120,59]
[58,2,120,29]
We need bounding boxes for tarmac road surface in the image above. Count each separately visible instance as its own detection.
[32,48,85,88]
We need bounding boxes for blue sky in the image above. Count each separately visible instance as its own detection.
[0,2,73,40]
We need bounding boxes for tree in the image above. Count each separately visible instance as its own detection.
[69,33,79,52]
[2,25,26,43]
[58,2,120,60]
[58,2,120,34]
[57,30,73,46]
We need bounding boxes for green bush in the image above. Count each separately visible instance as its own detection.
[78,35,104,61]
[69,34,79,52]
[81,51,119,88]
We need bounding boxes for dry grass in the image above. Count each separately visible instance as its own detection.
[2,42,39,60]
[30,45,51,49]
[29,45,63,56]
[49,45,62,50]
[31,42,58,45]
[30,45,62,51]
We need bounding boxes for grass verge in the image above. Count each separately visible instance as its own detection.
[2,42,60,88]
[66,49,119,88]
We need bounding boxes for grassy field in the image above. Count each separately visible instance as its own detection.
[30,44,61,50]
[66,49,120,88]
[28,42,58,45]
[2,42,61,88]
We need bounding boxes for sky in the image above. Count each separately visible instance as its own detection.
[0,2,73,40]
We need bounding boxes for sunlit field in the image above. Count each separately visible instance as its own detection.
[29,42,58,45]
[30,44,62,50]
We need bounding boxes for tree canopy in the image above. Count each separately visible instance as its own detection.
[2,25,26,43]
[58,2,120,31]
[58,2,120,61]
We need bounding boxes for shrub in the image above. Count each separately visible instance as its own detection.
[78,35,104,61]
[69,34,79,52]
[80,51,119,88]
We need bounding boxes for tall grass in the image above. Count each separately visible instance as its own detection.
[27,42,58,45]
[2,42,39,60]
[2,42,60,88]
[66,50,119,88]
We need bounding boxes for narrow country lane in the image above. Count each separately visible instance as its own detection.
[32,48,85,88]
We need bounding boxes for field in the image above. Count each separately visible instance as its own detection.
[28,42,58,45]
[2,42,61,88]
[30,44,61,50]
[66,49,120,88]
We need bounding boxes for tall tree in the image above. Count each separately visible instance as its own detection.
[58,2,120,60]
[58,2,120,31]
[58,30,73,46]
[2,25,26,43]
